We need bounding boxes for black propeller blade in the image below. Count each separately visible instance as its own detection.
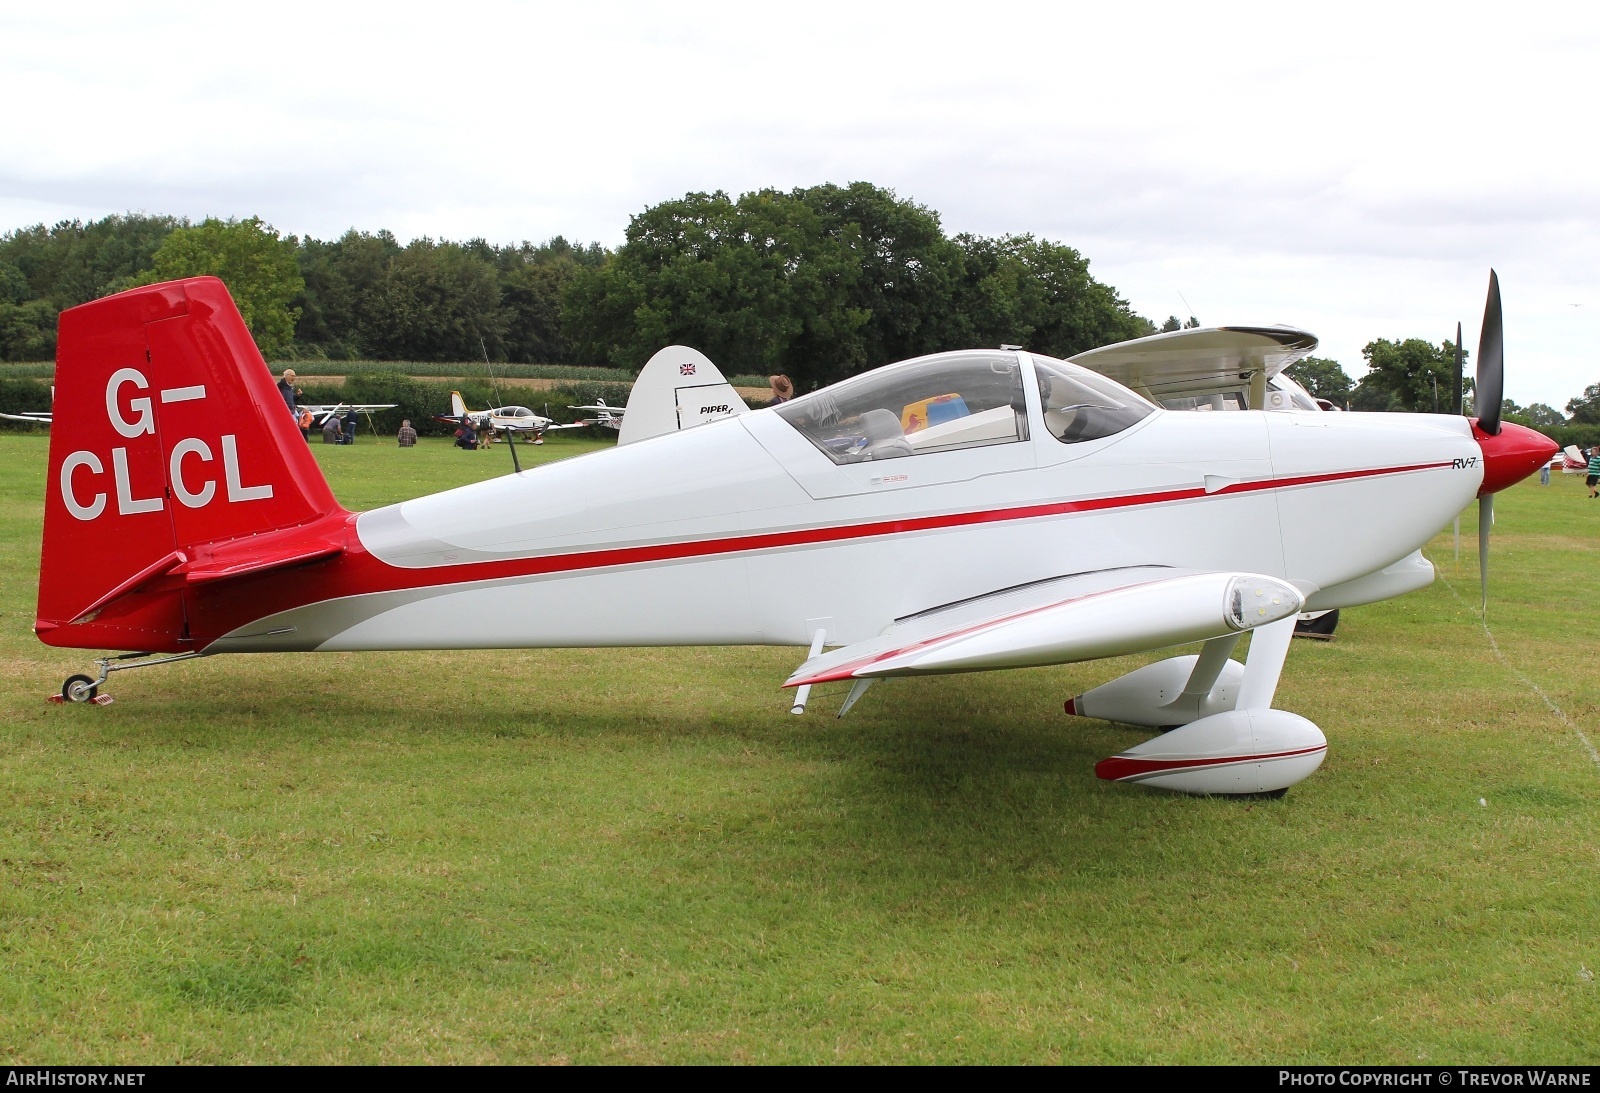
[1475,269,1505,610]
[1476,270,1504,436]
[1453,322,1464,416]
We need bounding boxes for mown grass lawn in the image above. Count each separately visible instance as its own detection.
[0,431,1596,1063]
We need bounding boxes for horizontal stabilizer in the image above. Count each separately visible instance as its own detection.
[180,542,344,584]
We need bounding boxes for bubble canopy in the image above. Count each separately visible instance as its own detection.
[774,350,1154,464]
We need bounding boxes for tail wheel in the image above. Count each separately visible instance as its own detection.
[62,674,98,703]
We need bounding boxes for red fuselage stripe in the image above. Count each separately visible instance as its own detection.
[368,460,1455,592]
[59,458,1452,653]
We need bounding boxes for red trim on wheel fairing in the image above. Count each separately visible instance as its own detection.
[1094,744,1327,782]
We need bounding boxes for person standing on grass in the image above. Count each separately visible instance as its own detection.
[322,414,340,444]
[277,369,299,416]
[342,408,358,445]
[397,419,418,447]
[1587,447,1600,498]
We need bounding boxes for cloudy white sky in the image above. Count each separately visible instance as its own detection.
[3,1,1597,406]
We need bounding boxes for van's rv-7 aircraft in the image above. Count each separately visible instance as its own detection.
[33,275,1554,796]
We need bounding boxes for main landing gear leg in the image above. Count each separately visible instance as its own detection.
[54,651,206,705]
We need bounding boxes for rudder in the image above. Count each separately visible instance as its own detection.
[36,277,345,651]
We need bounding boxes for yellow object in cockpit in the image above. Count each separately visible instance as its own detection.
[901,393,970,434]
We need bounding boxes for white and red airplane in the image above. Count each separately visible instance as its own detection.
[435,391,583,444]
[298,401,397,427]
[567,397,623,432]
[33,275,1555,797]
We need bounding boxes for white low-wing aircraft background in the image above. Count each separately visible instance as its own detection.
[567,398,623,431]
[1,385,54,425]
[298,401,397,425]
[436,391,584,443]
[34,275,1555,798]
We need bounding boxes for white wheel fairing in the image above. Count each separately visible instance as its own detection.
[1096,709,1328,795]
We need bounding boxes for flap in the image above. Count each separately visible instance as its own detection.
[785,567,1303,686]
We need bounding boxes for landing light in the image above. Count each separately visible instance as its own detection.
[1225,577,1301,631]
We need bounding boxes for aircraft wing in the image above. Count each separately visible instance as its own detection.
[567,404,625,415]
[1067,326,1318,401]
[0,412,51,423]
[785,566,1303,687]
[301,403,397,422]
[497,420,587,433]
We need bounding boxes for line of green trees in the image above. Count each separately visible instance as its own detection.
[1286,340,1600,446]
[0,183,1153,394]
[4,182,1598,438]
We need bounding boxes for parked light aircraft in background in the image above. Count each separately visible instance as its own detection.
[435,391,583,444]
[298,402,397,427]
[1067,325,1331,414]
[568,398,623,431]
[33,275,1554,797]
[0,389,398,432]
[1,408,52,425]
[1,386,54,425]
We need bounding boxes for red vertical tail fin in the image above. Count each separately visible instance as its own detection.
[36,277,347,651]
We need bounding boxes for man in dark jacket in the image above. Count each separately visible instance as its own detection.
[277,369,299,416]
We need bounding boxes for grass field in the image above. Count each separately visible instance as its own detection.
[0,433,1596,1064]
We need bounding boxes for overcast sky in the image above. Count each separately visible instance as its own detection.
[3,1,1596,406]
